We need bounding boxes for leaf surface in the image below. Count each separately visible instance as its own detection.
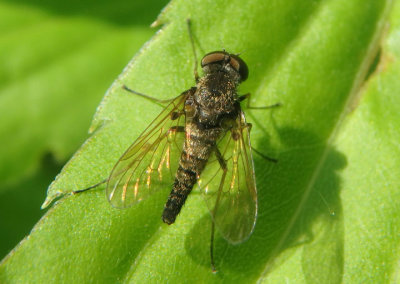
[1,0,399,283]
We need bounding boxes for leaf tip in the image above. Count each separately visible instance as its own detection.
[41,193,61,209]
[150,19,162,28]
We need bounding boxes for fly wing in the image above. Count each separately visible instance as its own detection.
[106,92,189,209]
[198,111,257,244]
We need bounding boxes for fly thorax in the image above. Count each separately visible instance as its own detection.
[196,96,237,127]
[201,71,240,96]
[202,62,242,84]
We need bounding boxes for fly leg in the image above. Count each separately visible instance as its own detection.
[73,125,185,195]
[186,18,199,82]
[238,93,281,110]
[74,88,190,195]
[237,96,280,163]
[72,179,108,194]
[122,85,196,109]
[123,19,200,103]
[251,145,278,163]
[122,85,175,106]
[244,123,278,163]
[210,146,228,273]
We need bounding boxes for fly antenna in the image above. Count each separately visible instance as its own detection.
[219,36,225,52]
[235,49,247,57]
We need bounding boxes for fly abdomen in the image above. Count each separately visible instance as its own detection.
[162,166,196,224]
[162,142,211,224]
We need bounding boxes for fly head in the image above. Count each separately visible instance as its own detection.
[201,51,248,82]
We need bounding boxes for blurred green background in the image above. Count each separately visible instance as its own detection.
[0,0,168,259]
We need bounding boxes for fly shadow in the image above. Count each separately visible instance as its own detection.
[185,124,347,280]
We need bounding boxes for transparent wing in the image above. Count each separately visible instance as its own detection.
[198,111,257,244]
[106,93,189,209]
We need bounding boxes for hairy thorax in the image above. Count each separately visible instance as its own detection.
[194,71,239,127]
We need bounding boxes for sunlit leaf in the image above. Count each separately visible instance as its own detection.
[1,0,399,283]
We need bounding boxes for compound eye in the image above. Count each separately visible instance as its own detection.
[230,54,248,81]
[229,57,240,72]
[201,51,248,81]
[201,52,227,67]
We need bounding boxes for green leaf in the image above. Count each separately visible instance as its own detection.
[0,0,165,266]
[1,0,398,283]
[0,0,158,187]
